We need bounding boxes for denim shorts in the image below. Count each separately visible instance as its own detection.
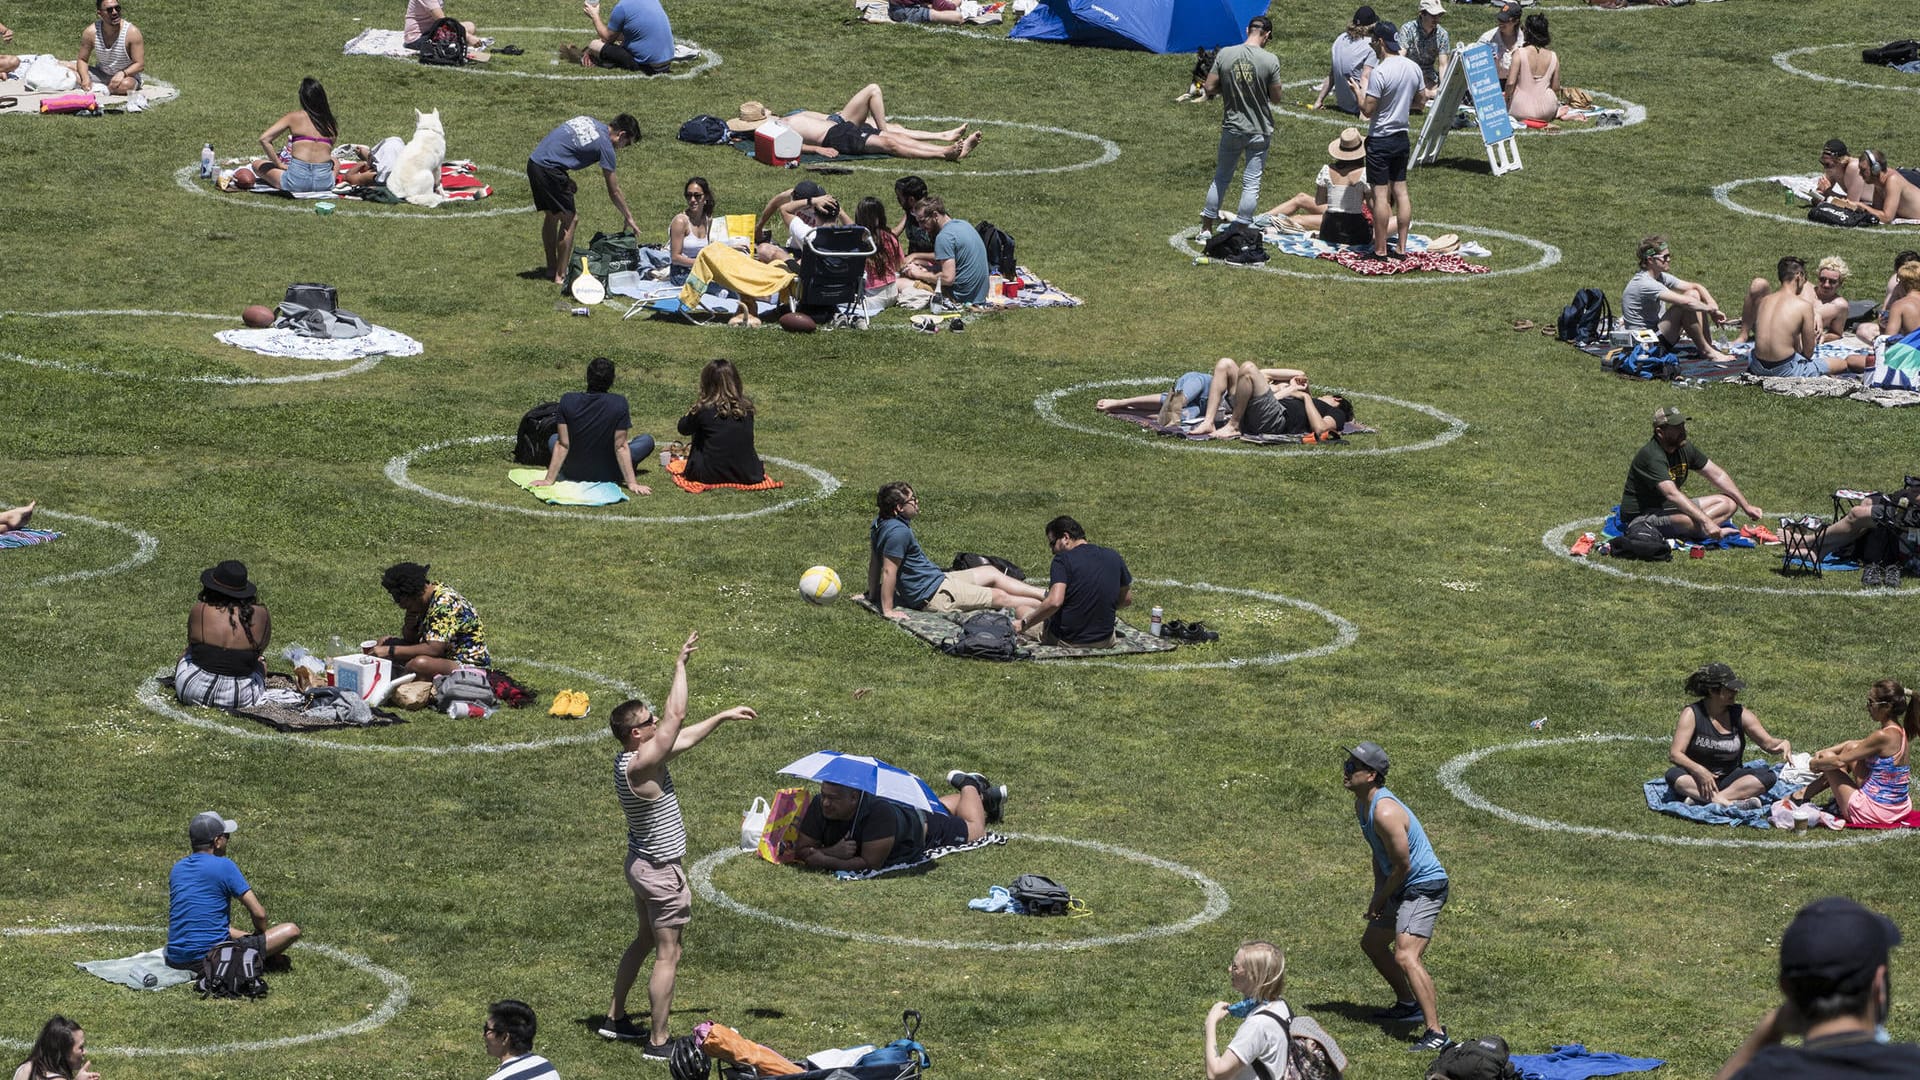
[1747,352,1826,378]
[280,156,335,194]
[1165,371,1214,422]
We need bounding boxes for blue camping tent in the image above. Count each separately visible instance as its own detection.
[1009,0,1269,53]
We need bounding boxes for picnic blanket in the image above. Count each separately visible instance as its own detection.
[161,672,409,732]
[1644,762,1797,828]
[212,159,492,202]
[853,596,1178,660]
[1108,409,1378,444]
[835,831,1006,880]
[1721,372,1920,409]
[344,28,700,63]
[0,64,179,114]
[0,528,61,548]
[664,456,784,493]
[1319,249,1489,275]
[1556,325,1748,383]
[1511,1045,1666,1080]
[508,467,628,505]
[1256,226,1491,262]
[999,265,1082,308]
[76,948,195,991]
[215,324,422,360]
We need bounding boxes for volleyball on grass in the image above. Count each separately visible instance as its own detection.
[798,565,842,604]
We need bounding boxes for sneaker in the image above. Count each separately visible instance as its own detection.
[1371,1000,1423,1022]
[643,1039,673,1060]
[598,1016,647,1041]
[550,690,576,717]
[1886,564,1902,589]
[1741,523,1783,545]
[1408,1029,1450,1053]
[946,771,1007,823]
[1863,565,1884,588]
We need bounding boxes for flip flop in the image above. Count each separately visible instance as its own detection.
[497,44,524,55]
[1512,319,1535,332]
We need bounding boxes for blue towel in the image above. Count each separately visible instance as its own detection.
[1644,762,1797,829]
[1512,1044,1664,1080]
[967,884,1028,914]
[0,528,62,549]
[1602,507,1756,549]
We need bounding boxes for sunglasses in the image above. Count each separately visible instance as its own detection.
[685,190,703,199]
[102,5,122,11]
[1818,276,1841,285]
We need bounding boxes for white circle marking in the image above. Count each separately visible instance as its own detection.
[1774,43,1920,94]
[1,309,383,385]
[6,508,159,589]
[1542,516,1914,598]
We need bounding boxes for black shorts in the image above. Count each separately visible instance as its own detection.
[1240,391,1289,437]
[823,121,878,157]
[527,161,578,216]
[1320,210,1372,246]
[1664,764,1778,793]
[1364,131,1411,185]
[925,812,970,849]
[597,42,672,74]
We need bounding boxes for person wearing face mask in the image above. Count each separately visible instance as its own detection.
[1716,896,1920,1079]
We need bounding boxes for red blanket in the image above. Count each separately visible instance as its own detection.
[1317,250,1488,275]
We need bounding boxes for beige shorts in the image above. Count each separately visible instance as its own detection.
[922,572,995,613]
[625,855,692,929]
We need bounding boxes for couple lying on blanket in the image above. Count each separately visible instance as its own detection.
[532,358,766,497]
[1097,359,1353,440]
[793,773,1004,874]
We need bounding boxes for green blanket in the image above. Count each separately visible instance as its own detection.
[854,596,1177,660]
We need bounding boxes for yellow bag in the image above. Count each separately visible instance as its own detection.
[756,787,810,864]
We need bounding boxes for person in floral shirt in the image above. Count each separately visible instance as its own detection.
[372,561,491,676]
[1400,0,1451,96]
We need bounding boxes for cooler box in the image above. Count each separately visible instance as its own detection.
[754,121,801,167]
[332,655,393,701]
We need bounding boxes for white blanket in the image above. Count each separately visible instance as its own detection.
[215,325,424,360]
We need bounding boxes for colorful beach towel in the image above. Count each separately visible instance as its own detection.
[75,948,196,991]
[853,596,1178,661]
[0,529,61,548]
[1257,227,1491,261]
[212,160,492,202]
[1644,762,1797,829]
[508,468,629,506]
[1601,506,1757,550]
[835,831,1007,880]
[664,456,784,493]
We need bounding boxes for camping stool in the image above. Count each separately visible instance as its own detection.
[1780,515,1831,577]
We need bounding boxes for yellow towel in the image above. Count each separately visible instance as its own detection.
[681,243,796,310]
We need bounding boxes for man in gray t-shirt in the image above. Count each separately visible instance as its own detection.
[1620,236,1734,363]
[1356,23,1424,257]
[1199,15,1284,235]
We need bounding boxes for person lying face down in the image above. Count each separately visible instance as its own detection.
[791,774,1001,872]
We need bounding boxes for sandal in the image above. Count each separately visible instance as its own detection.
[497,44,525,55]
[1512,319,1535,332]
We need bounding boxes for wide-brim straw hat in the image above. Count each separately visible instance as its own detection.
[1328,127,1366,161]
[725,102,772,134]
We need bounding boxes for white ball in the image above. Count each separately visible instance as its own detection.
[798,565,842,604]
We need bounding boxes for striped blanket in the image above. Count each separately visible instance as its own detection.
[0,529,61,548]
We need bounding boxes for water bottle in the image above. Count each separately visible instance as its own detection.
[329,634,345,657]
[1192,256,1211,266]
[1149,606,1164,637]
[200,143,216,178]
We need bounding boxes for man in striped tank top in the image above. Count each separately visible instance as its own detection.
[76,0,144,95]
[600,631,756,1057]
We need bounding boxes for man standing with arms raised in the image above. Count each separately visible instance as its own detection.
[1198,15,1285,238]
[598,632,754,1057]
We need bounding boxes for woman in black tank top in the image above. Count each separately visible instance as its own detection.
[1664,662,1793,807]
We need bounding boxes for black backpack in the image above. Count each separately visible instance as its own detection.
[1808,202,1879,228]
[938,611,1021,661]
[974,221,1018,279]
[197,940,269,999]
[418,17,468,65]
[1611,516,1673,561]
[677,115,732,145]
[1556,287,1612,343]
[1427,1036,1521,1080]
[1204,222,1268,264]
[1009,873,1073,915]
[1863,40,1920,66]
[513,402,563,466]
[950,552,1026,581]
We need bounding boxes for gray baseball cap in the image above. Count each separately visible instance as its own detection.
[189,811,238,845]
[1344,742,1391,772]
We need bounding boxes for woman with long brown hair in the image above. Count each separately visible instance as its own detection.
[674,359,764,486]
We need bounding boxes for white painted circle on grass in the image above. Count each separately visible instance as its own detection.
[1439,734,1919,849]
[690,832,1229,951]
[1711,176,1920,232]
[824,116,1120,178]
[1774,43,1920,94]
[1272,80,1645,135]
[386,435,842,524]
[1070,578,1356,671]
[1034,377,1469,458]
[1170,223,1559,282]
[135,657,646,754]
[0,924,410,1056]
[454,30,720,80]
[1542,516,1913,598]
[7,508,159,589]
[0,309,383,385]
[173,165,533,219]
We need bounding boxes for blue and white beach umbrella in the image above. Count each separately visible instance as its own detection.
[777,751,950,815]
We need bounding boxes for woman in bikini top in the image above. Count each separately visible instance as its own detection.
[1796,679,1918,825]
[249,76,340,193]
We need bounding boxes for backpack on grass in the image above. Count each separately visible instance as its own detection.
[1611,516,1673,561]
[198,940,269,999]
[1009,873,1075,915]
[857,1011,931,1071]
[1246,1006,1348,1080]
[1862,40,1920,66]
[1426,1036,1521,1080]
[513,402,563,465]
[1204,222,1268,264]
[418,17,469,64]
[938,611,1021,661]
[1556,287,1612,343]
[678,115,732,145]
[974,221,1017,279]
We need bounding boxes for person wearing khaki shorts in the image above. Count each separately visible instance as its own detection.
[598,631,756,1058]
[861,481,1046,621]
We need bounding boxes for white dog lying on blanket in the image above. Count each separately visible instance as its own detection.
[388,108,447,208]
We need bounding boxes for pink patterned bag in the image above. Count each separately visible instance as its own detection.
[756,787,811,864]
[39,92,99,114]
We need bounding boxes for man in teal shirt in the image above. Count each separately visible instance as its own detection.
[903,197,991,305]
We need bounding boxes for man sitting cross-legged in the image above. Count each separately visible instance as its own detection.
[1617,407,1765,542]
[1740,257,1872,379]
[1622,236,1734,364]
[164,812,301,974]
[1189,357,1353,441]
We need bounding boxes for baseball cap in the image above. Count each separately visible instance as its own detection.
[1419,0,1446,14]
[791,180,827,201]
[1344,742,1391,772]
[1781,897,1901,995]
[1352,6,1378,26]
[1822,138,1849,157]
[1690,662,1747,692]
[1372,22,1401,51]
[189,811,238,845]
[1496,2,1522,20]
[1652,406,1689,428]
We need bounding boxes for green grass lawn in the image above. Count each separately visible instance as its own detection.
[4,0,1920,1077]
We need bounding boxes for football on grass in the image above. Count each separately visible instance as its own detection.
[777,312,816,333]
[242,305,275,328]
[798,565,841,604]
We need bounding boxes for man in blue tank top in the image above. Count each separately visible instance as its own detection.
[1345,742,1451,1053]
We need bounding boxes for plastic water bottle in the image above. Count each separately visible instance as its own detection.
[329,634,345,657]
[1149,606,1164,637]
[200,143,216,178]
[1192,256,1211,266]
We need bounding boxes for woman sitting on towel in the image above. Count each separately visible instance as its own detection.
[1260,128,1385,247]
[248,77,340,195]
[1665,662,1791,809]
[1204,942,1292,1080]
[1502,14,1561,124]
[1793,679,1917,826]
[673,358,765,486]
[667,176,717,286]
[13,1015,99,1080]
[856,197,906,305]
[175,561,270,710]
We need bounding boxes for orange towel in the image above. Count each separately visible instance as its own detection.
[664,455,785,494]
[698,1023,802,1075]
